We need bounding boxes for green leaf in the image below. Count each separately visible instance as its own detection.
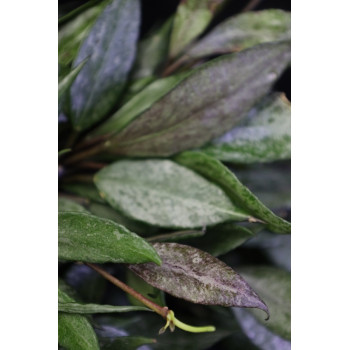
[238,266,291,340]
[58,302,151,314]
[126,269,166,308]
[131,16,173,80]
[58,212,162,264]
[129,243,269,317]
[62,183,105,203]
[94,159,251,229]
[70,0,140,131]
[147,229,205,243]
[58,197,88,213]
[186,9,291,60]
[58,289,99,350]
[106,41,290,157]
[89,73,190,138]
[175,151,291,233]
[186,223,254,257]
[201,93,291,163]
[58,60,87,114]
[100,336,156,350]
[169,0,226,59]
[58,1,108,66]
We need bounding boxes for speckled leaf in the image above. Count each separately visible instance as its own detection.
[58,1,108,66]
[186,9,291,60]
[202,93,291,163]
[129,243,269,317]
[58,211,162,264]
[58,197,88,213]
[131,16,173,80]
[58,60,86,114]
[70,0,140,131]
[106,41,290,156]
[175,151,291,234]
[186,223,254,257]
[58,302,151,314]
[169,0,226,59]
[94,159,251,229]
[90,73,190,138]
[58,288,99,350]
[238,266,291,340]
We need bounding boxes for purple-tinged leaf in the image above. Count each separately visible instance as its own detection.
[129,243,269,318]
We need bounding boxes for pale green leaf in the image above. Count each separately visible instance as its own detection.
[58,197,88,213]
[94,159,251,229]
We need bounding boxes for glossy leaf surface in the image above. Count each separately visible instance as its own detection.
[202,93,291,163]
[175,151,291,233]
[129,243,269,317]
[58,288,99,350]
[70,0,140,131]
[107,41,291,156]
[58,212,161,264]
[94,159,250,229]
[169,0,226,58]
[238,266,291,340]
[187,10,291,60]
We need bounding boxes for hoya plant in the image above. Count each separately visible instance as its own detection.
[58,0,291,349]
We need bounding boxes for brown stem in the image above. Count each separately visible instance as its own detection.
[85,263,169,319]
[161,56,188,77]
[64,142,107,166]
[78,161,106,170]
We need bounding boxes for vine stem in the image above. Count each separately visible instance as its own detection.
[85,263,169,319]
[242,0,262,12]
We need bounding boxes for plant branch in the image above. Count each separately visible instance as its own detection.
[242,0,262,12]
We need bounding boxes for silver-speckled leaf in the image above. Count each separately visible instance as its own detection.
[70,0,140,131]
[129,243,269,317]
[106,41,290,156]
[94,159,251,229]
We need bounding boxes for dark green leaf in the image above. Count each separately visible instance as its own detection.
[58,197,88,213]
[100,336,156,350]
[131,16,173,80]
[238,266,291,340]
[175,151,291,233]
[58,302,151,314]
[58,1,108,66]
[58,60,87,114]
[146,229,205,243]
[169,0,226,59]
[106,41,290,156]
[94,159,251,229]
[62,183,105,203]
[187,223,254,257]
[126,269,166,308]
[70,0,140,131]
[186,9,291,60]
[58,212,162,264]
[88,202,157,235]
[58,289,99,350]
[202,93,291,163]
[129,243,269,317]
[90,73,190,138]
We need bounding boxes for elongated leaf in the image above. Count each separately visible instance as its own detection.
[175,151,291,233]
[94,159,251,229]
[58,289,99,350]
[186,10,291,60]
[187,223,254,257]
[58,60,87,113]
[131,16,173,80]
[58,1,108,66]
[202,93,291,163]
[70,0,140,131]
[238,266,291,340]
[58,302,150,314]
[147,229,205,243]
[169,0,226,59]
[58,197,88,213]
[90,73,190,138]
[106,41,290,156]
[62,183,105,203]
[129,243,269,317]
[100,336,156,350]
[58,212,162,264]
